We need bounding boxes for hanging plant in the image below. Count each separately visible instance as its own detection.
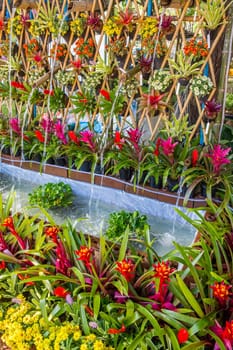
[190,75,213,97]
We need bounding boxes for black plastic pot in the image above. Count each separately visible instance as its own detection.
[55,157,67,167]
[149,176,163,189]
[119,168,132,181]
[79,160,91,172]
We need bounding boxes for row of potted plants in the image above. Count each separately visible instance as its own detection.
[0,186,233,349]
[0,111,232,209]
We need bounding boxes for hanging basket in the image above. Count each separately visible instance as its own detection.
[13,0,39,9]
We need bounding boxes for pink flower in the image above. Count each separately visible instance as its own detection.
[40,115,54,134]
[80,130,96,152]
[160,137,178,157]
[9,118,21,135]
[55,241,72,276]
[127,128,142,145]
[206,144,231,174]
[211,320,233,350]
[54,121,67,144]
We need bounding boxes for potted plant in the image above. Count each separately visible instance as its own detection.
[169,51,204,85]
[148,69,172,92]
[189,75,213,98]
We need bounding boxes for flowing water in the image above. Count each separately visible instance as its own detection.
[0,163,197,255]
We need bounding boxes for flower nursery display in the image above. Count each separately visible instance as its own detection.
[0,0,233,348]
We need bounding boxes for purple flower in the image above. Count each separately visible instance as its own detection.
[160,15,173,30]
[89,321,98,329]
[54,121,67,144]
[148,284,176,311]
[205,144,231,174]
[65,294,73,305]
[205,99,222,117]
[80,130,96,152]
[9,118,21,135]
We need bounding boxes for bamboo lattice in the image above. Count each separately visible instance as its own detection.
[0,0,227,141]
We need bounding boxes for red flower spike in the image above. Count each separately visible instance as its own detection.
[2,217,15,230]
[223,320,233,342]
[100,89,111,101]
[44,89,54,96]
[210,281,232,304]
[114,131,125,150]
[116,259,135,282]
[72,59,82,69]
[154,138,161,156]
[75,246,93,266]
[54,286,69,298]
[0,261,6,269]
[2,217,26,250]
[11,81,25,90]
[191,149,198,167]
[177,328,189,344]
[68,131,79,144]
[34,130,45,143]
[108,324,126,334]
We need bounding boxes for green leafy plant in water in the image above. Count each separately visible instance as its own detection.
[28,182,73,209]
[105,210,149,240]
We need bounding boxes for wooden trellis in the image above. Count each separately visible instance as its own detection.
[0,0,227,142]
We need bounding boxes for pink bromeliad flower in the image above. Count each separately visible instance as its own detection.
[40,115,54,134]
[54,121,67,144]
[160,137,178,157]
[127,128,142,153]
[9,118,21,135]
[80,130,96,152]
[206,144,231,174]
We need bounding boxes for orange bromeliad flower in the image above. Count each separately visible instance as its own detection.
[223,320,233,342]
[75,246,93,266]
[2,217,15,230]
[45,226,60,243]
[116,259,135,282]
[153,261,175,283]
[108,324,126,334]
[210,281,232,304]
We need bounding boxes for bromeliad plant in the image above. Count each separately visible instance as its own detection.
[0,190,233,349]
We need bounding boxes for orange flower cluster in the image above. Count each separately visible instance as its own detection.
[74,37,95,59]
[50,43,68,61]
[210,281,232,304]
[183,38,208,60]
[23,38,40,57]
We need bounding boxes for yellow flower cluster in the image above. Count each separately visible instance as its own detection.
[0,299,115,350]
[139,17,158,39]
[29,21,46,37]
[103,17,121,37]
[7,15,23,36]
[70,15,87,35]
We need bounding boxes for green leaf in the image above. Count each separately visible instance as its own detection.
[93,294,100,319]
[80,305,90,335]
[176,275,204,318]
[118,226,129,261]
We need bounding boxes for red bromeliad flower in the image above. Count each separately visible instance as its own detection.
[72,59,83,70]
[34,130,45,143]
[177,328,189,344]
[205,99,222,119]
[2,217,26,250]
[191,149,199,167]
[100,89,111,101]
[68,131,79,144]
[114,131,125,150]
[108,324,126,334]
[116,259,135,282]
[56,241,72,276]
[75,246,93,266]
[210,281,232,304]
[153,261,175,285]
[154,138,161,156]
[160,137,178,157]
[54,286,69,298]
[0,261,6,269]
[205,144,231,174]
[127,128,142,145]
[211,320,233,350]
[33,53,43,63]
[0,18,4,31]
[138,55,152,73]
[118,10,134,25]
[45,226,59,243]
[11,81,25,90]
[44,89,54,96]
[141,92,166,110]
[80,130,96,152]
